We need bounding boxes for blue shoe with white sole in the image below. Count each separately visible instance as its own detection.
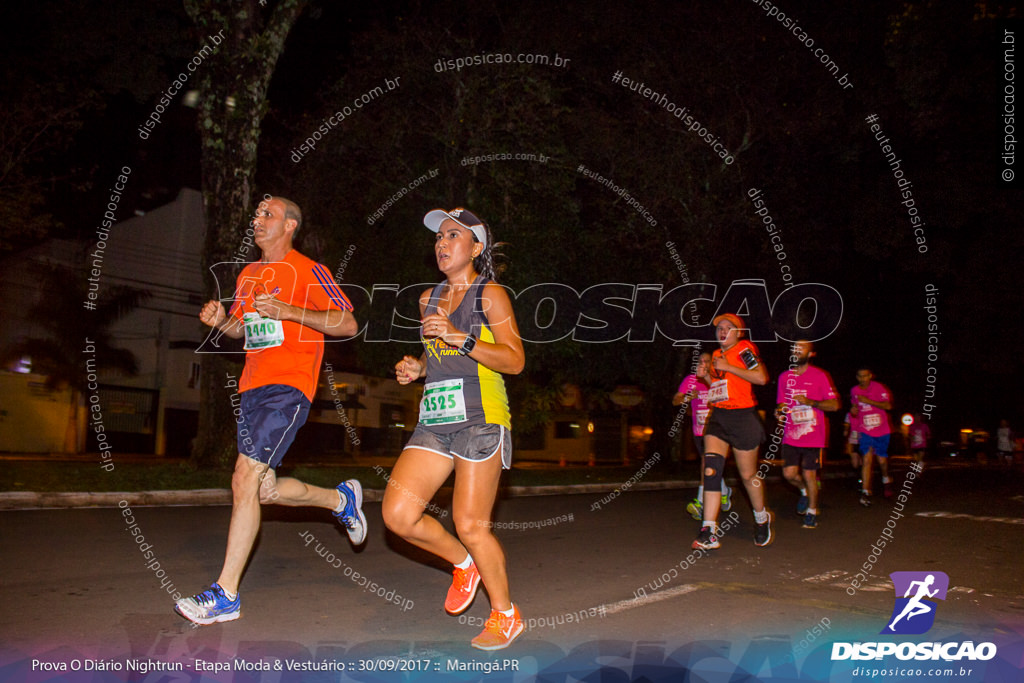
[334,479,367,545]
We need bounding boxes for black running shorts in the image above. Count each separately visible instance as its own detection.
[705,407,765,451]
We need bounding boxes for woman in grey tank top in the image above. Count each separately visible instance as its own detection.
[383,207,526,650]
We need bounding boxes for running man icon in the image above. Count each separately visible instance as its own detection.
[882,571,949,635]
[888,575,938,630]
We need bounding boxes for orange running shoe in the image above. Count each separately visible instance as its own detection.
[471,604,524,651]
[444,561,481,615]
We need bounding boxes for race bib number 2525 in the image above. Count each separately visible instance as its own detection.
[420,379,468,425]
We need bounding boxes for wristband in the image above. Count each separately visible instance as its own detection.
[458,334,477,356]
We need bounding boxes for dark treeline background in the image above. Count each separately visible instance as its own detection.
[5,1,1019,459]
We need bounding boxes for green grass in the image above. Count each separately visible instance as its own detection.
[2,461,233,493]
[0,459,687,492]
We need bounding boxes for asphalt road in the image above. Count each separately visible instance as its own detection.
[1,461,1022,682]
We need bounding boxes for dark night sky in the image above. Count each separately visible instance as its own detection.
[5,0,1021,444]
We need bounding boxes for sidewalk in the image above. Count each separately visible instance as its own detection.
[0,472,878,510]
[0,479,705,510]
[2,451,935,510]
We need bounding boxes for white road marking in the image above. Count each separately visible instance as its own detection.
[916,511,1024,525]
[803,570,848,583]
[601,584,700,615]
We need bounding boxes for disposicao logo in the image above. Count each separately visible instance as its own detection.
[882,571,948,635]
[831,571,998,663]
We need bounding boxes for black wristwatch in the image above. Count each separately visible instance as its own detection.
[458,334,477,356]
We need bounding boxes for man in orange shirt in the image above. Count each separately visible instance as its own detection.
[176,196,364,626]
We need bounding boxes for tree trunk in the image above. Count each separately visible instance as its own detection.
[185,0,308,467]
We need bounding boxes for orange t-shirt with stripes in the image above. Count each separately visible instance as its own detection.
[229,249,352,401]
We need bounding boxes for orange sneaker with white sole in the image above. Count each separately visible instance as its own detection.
[471,604,524,651]
[445,562,481,615]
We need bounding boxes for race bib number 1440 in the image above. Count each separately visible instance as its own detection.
[243,312,285,350]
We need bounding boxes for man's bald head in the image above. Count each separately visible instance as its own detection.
[273,196,302,231]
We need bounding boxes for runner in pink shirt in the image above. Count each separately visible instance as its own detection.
[908,415,931,472]
[850,368,893,506]
[775,341,840,529]
[673,352,732,521]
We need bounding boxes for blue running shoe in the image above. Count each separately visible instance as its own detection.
[796,494,809,515]
[175,583,240,625]
[802,512,818,529]
[334,479,367,545]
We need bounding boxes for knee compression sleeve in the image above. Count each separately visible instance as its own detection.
[703,453,725,492]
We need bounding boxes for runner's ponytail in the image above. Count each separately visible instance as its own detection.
[472,222,505,283]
